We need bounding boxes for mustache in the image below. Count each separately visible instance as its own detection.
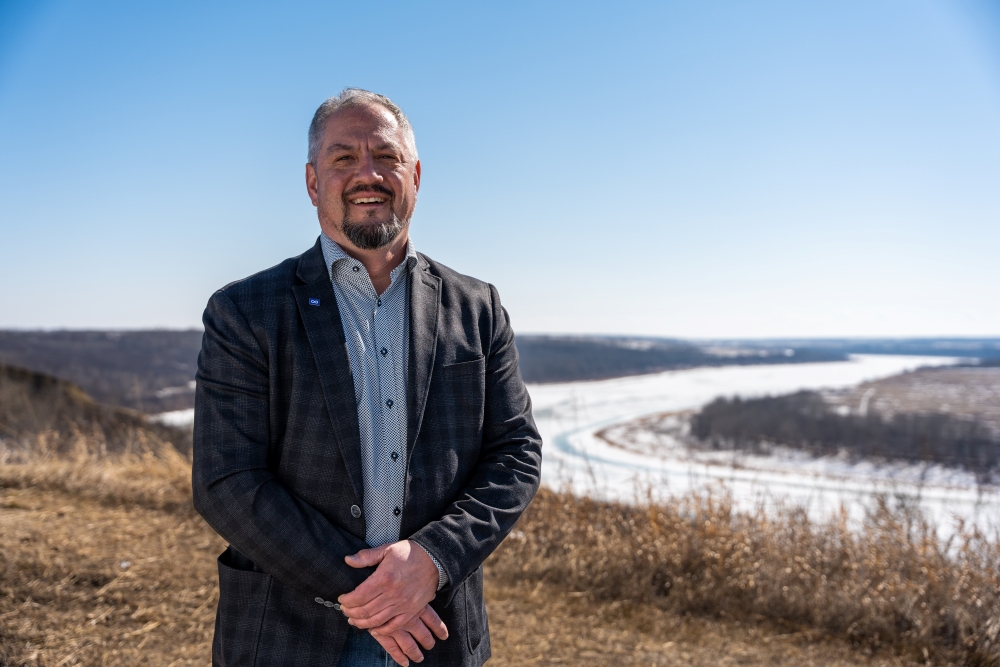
[343,183,393,198]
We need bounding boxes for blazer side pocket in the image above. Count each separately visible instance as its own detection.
[214,546,272,667]
[464,566,488,653]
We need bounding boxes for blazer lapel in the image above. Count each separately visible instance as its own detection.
[408,254,441,456]
[293,241,365,505]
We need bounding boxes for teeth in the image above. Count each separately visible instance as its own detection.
[351,197,386,204]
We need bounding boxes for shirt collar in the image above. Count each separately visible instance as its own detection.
[319,233,418,284]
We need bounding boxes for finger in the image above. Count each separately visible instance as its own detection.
[338,573,390,608]
[348,605,408,631]
[380,612,418,637]
[419,605,449,641]
[345,544,390,569]
[340,595,399,627]
[339,592,386,619]
[370,632,409,667]
[366,609,439,644]
[404,617,436,650]
[341,586,415,628]
[389,629,425,663]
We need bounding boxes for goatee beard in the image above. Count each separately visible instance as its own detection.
[341,214,405,250]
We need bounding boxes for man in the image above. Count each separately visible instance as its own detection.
[192,89,542,667]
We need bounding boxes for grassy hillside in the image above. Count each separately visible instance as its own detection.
[3,439,996,665]
[0,363,191,456]
[0,480,913,667]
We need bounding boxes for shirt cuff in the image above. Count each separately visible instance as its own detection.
[415,542,448,591]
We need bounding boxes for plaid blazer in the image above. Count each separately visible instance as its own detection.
[192,239,542,666]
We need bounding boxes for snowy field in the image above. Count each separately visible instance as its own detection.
[526,354,1000,533]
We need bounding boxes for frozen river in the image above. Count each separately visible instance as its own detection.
[157,354,999,531]
[526,355,1000,532]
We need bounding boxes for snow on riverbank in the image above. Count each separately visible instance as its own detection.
[149,408,195,428]
[526,354,1000,531]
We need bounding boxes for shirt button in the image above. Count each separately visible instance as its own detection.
[352,265,360,272]
[393,507,401,516]
[377,299,382,307]
[381,348,388,356]
[391,451,399,461]
[351,504,362,518]
[385,399,393,408]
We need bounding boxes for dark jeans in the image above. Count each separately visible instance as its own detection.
[339,629,392,667]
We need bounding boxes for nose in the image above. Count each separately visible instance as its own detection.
[353,150,384,185]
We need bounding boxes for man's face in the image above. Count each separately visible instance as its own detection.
[306,104,420,251]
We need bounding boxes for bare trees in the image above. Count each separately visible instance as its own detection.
[691,391,1000,481]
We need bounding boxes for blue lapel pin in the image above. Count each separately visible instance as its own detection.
[308,298,320,306]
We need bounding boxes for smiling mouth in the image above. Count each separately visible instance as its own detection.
[350,196,387,204]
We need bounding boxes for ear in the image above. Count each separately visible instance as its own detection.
[413,159,421,194]
[305,162,320,206]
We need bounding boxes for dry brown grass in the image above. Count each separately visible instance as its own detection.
[489,487,1000,666]
[0,435,192,514]
[3,431,995,666]
[0,484,221,666]
[0,482,911,667]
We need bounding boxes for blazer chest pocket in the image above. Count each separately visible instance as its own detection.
[215,546,272,666]
[440,355,485,376]
[436,356,486,414]
[425,357,487,444]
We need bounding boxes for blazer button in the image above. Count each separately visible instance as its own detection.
[324,601,335,608]
[315,597,325,605]
[351,504,362,518]
[334,603,342,611]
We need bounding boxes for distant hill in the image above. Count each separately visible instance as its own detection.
[9,331,996,413]
[0,330,202,413]
[0,330,850,412]
[0,363,189,455]
[702,338,1000,360]
[514,336,845,383]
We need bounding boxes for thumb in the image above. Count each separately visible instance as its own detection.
[345,544,389,569]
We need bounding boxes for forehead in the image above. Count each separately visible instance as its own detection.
[320,104,405,148]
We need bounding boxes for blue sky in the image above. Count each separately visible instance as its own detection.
[1,0,998,337]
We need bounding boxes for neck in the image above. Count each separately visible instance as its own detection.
[325,227,410,295]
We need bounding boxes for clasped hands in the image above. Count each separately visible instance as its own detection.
[338,540,447,666]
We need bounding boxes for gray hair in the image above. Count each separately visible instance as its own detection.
[307,88,417,165]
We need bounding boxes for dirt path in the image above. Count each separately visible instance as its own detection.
[0,485,916,666]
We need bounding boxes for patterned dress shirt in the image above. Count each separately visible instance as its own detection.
[320,233,447,590]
